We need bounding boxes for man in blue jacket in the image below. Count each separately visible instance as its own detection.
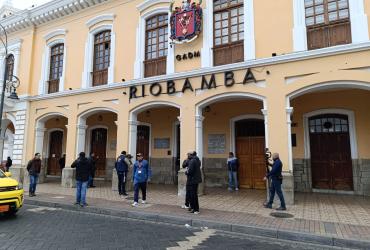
[132,153,152,207]
[263,153,286,210]
[227,152,239,191]
[115,151,132,196]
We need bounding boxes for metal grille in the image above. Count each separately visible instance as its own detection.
[0,186,17,192]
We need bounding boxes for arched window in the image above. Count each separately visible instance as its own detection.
[92,30,111,86]
[144,14,168,78]
[213,0,244,66]
[305,0,351,50]
[48,43,64,93]
[5,54,14,81]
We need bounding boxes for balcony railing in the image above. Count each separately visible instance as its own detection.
[48,79,59,94]
[92,69,108,86]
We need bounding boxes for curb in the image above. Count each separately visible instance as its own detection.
[24,199,370,249]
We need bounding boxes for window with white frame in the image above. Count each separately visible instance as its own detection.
[48,43,64,93]
[82,14,116,88]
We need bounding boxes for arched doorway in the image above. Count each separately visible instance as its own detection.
[47,130,64,176]
[308,114,353,191]
[235,119,266,189]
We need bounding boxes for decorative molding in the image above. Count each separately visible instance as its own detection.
[136,0,171,13]
[1,0,112,34]
[43,29,67,41]
[86,13,115,28]
[27,41,370,101]
[244,0,255,60]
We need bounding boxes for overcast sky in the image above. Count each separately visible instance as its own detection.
[1,0,52,10]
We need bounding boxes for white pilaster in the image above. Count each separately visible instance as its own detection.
[34,127,47,157]
[202,0,213,68]
[76,124,88,157]
[261,109,269,148]
[166,11,175,74]
[349,0,369,43]
[244,0,256,60]
[128,119,138,158]
[195,115,204,161]
[286,107,294,172]
[293,0,308,52]
[108,31,116,84]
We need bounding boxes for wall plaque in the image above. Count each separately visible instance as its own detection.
[154,138,170,149]
[208,134,226,154]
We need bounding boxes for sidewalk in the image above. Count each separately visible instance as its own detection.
[24,180,370,249]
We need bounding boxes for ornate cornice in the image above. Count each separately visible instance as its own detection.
[43,28,67,41]
[136,0,171,13]
[86,13,115,28]
[1,0,111,34]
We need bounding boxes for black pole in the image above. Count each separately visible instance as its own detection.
[0,58,8,138]
[0,23,8,144]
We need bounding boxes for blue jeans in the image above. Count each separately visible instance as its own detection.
[76,180,88,205]
[29,174,39,194]
[134,182,147,203]
[268,178,286,208]
[228,171,238,189]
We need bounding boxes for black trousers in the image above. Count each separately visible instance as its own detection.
[185,185,191,207]
[189,184,199,212]
[134,182,147,202]
[117,171,127,195]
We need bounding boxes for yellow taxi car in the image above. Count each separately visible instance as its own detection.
[0,169,24,215]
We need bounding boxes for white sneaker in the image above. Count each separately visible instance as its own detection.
[132,202,138,207]
[181,205,190,209]
[193,211,200,215]
[141,200,146,204]
[235,188,239,191]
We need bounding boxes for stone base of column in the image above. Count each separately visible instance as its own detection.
[282,172,295,205]
[9,166,25,184]
[38,165,46,184]
[62,168,76,188]
[111,170,133,192]
[177,169,187,197]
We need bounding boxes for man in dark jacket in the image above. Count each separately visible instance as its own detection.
[87,153,97,188]
[185,151,202,214]
[71,152,91,207]
[58,154,66,174]
[263,153,286,210]
[227,152,239,191]
[27,153,42,197]
[115,151,132,196]
[181,152,192,210]
[5,157,12,172]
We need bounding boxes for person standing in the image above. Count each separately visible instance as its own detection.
[5,156,12,172]
[71,152,91,207]
[26,153,42,197]
[132,153,151,207]
[115,151,132,196]
[263,153,286,211]
[181,152,192,210]
[227,152,239,191]
[58,154,66,174]
[186,151,202,214]
[88,153,97,188]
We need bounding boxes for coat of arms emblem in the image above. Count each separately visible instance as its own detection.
[170,0,203,44]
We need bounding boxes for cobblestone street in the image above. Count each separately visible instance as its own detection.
[0,205,343,250]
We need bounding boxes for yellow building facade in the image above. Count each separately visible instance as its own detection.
[2,0,370,204]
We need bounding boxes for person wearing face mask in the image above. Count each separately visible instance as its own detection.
[27,153,42,197]
[132,153,152,207]
[263,153,286,211]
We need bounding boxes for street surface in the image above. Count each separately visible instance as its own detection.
[0,205,348,250]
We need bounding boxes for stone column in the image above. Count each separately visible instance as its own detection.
[61,123,78,188]
[265,99,294,205]
[11,109,27,184]
[195,115,205,195]
[0,136,5,162]
[35,127,47,183]
[128,119,138,158]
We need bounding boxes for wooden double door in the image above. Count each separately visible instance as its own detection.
[90,128,107,177]
[136,125,150,160]
[309,114,353,191]
[47,130,63,176]
[235,119,266,189]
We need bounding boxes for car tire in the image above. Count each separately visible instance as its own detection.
[5,209,17,216]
